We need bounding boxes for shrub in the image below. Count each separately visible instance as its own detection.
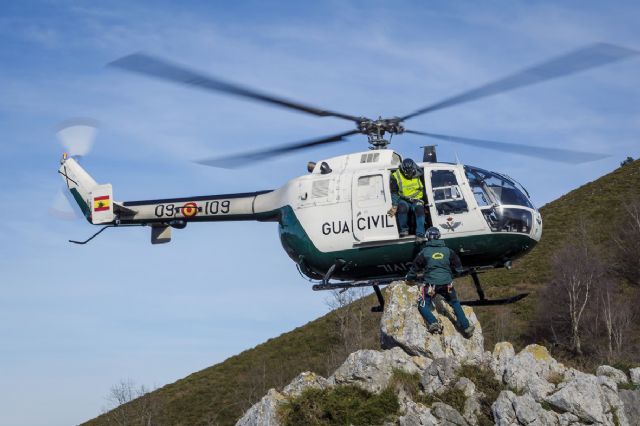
[278,385,399,426]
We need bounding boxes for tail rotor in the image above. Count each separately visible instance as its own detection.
[50,119,99,219]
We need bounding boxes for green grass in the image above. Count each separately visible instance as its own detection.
[388,369,423,401]
[617,382,640,391]
[278,385,399,426]
[424,387,467,414]
[84,160,640,426]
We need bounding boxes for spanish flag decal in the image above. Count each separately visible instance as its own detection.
[94,195,111,212]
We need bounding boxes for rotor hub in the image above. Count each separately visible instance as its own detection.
[357,118,405,149]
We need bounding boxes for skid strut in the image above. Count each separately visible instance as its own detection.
[371,285,385,313]
[460,270,529,306]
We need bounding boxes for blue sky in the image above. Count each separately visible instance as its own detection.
[1,1,639,425]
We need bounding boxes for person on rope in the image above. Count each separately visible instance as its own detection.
[388,158,426,238]
[405,226,475,338]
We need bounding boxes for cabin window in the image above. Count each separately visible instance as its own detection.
[391,152,402,165]
[357,174,385,207]
[465,169,492,207]
[430,170,468,215]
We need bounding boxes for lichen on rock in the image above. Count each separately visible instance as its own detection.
[380,282,484,364]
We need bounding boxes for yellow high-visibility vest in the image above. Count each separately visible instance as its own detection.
[393,170,424,200]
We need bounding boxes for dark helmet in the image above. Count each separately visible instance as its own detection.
[425,227,441,241]
[399,158,419,178]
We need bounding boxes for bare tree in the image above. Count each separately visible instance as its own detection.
[324,288,369,354]
[549,227,603,355]
[611,295,635,356]
[598,279,618,362]
[103,379,161,426]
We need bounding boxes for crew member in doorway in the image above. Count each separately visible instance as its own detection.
[387,158,426,238]
[405,227,475,338]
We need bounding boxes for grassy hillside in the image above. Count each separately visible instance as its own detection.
[84,160,640,426]
[469,158,640,349]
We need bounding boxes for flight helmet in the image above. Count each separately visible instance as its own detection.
[425,227,441,241]
[399,158,419,178]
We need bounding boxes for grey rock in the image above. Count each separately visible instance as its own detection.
[282,371,329,398]
[330,346,419,393]
[420,357,459,395]
[399,400,438,426]
[431,402,469,425]
[462,396,482,426]
[453,378,481,425]
[380,282,484,364]
[235,388,284,426]
[545,374,606,424]
[492,390,518,426]
[492,390,558,426]
[499,344,565,401]
[630,367,640,386]
[619,389,640,426]
[455,377,476,398]
[597,365,629,384]
[491,342,516,381]
[598,376,630,426]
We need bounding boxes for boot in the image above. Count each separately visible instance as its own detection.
[462,324,475,338]
[427,321,443,334]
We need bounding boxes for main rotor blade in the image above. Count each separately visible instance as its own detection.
[110,53,363,122]
[401,43,639,121]
[406,130,609,164]
[195,129,360,168]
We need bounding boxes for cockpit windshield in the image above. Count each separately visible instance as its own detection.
[464,166,533,209]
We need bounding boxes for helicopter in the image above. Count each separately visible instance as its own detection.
[59,43,637,311]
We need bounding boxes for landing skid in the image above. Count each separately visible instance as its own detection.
[311,270,528,312]
[460,293,529,306]
[462,270,529,306]
[312,279,396,312]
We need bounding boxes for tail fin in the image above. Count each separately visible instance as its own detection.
[58,156,114,224]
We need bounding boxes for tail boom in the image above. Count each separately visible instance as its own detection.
[117,190,278,225]
[60,156,282,243]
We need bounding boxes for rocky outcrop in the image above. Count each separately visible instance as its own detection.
[620,389,640,426]
[493,343,566,401]
[329,346,423,393]
[380,282,485,365]
[237,281,639,425]
[282,371,329,397]
[630,367,640,386]
[597,365,629,385]
[235,388,285,426]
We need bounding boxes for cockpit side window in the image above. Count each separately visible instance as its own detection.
[430,170,468,215]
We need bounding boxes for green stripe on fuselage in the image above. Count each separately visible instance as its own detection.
[278,206,537,281]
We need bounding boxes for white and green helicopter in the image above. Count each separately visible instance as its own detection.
[59,43,637,310]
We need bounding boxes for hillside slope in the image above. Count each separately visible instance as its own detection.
[84,160,640,426]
